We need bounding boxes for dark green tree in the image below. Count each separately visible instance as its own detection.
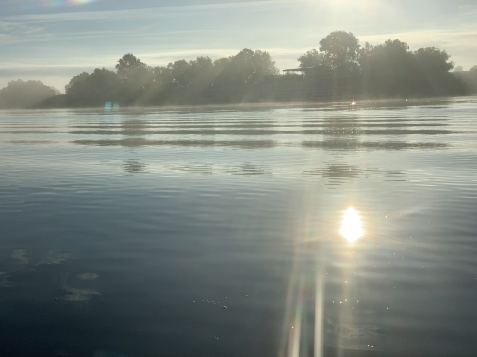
[115,54,153,104]
[215,49,278,87]
[65,68,121,105]
[413,47,464,96]
[116,53,147,78]
[360,39,415,97]
[319,31,360,76]
[297,49,325,68]
[65,72,90,93]
[187,56,215,97]
[168,60,192,89]
[359,40,465,97]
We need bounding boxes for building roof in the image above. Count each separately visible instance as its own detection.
[283,67,314,72]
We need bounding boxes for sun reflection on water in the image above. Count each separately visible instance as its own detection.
[340,207,364,243]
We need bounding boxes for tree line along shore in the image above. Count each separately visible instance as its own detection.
[1,31,477,109]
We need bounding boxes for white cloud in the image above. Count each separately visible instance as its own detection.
[0,20,42,34]
[0,20,44,44]
[457,4,477,12]
[4,0,293,23]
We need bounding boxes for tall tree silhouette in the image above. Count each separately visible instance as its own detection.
[319,31,360,76]
[116,53,153,104]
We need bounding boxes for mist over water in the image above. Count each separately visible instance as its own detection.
[1,98,477,357]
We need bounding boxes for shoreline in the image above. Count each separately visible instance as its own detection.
[7,95,473,113]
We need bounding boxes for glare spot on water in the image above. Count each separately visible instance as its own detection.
[340,207,364,243]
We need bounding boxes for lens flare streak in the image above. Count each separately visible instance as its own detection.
[40,0,97,8]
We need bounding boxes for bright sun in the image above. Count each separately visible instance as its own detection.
[340,207,364,243]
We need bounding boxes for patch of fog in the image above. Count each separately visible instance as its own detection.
[77,273,99,281]
[11,249,29,265]
[65,287,101,302]
[0,272,10,287]
[36,251,72,266]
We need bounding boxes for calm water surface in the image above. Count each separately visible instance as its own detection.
[1,98,477,357]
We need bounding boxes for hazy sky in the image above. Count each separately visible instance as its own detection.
[1,0,476,91]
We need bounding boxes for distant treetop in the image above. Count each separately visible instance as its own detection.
[0,80,57,109]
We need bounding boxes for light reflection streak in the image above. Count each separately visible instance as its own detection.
[281,207,365,357]
[314,253,324,357]
[288,276,304,357]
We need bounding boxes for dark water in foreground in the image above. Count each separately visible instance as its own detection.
[1,98,477,357]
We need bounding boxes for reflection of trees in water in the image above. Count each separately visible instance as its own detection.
[121,119,149,136]
[306,114,363,151]
[227,162,271,176]
[302,112,452,151]
[303,164,406,186]
[123,160,146,174]
[168,162,272,176]
[119,121,149,174]
[303,140,448,151]
[303,164,360,186]
[111,120,283,135]
[73,138,275,149]
[321,164,360,179]
[384,170,406,181]
[169,163,213,175]
[320,115,363,136]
